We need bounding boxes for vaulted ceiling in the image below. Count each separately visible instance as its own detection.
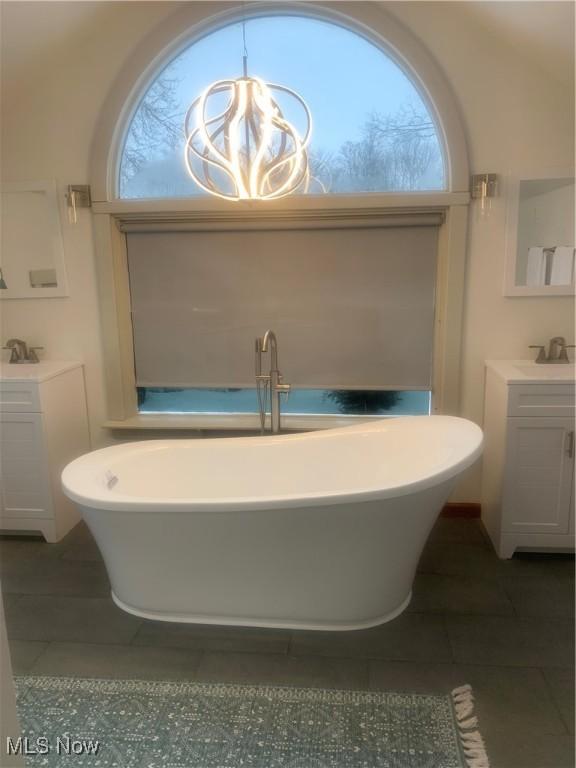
[448,1,574,87]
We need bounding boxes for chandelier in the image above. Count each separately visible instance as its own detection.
[184,29,312,201]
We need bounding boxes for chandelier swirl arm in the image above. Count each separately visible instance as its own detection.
[197,80,248,198]
[267,83,313,148]
[248,78,277,198]
[259,120,307,198]
[185,82,245,199]
[186,139,241,199]
[183,73,312,200]
[197,116,234,194]
[186,128,242,199]
[249,80,306,198]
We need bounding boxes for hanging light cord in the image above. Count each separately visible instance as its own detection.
[242,6,248,76]
[242,9,250,162]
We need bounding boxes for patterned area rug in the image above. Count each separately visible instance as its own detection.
[14,677,490,767]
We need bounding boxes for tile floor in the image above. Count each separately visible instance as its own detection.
[1,518,574,768]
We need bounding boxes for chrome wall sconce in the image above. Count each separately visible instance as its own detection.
[66,184,92,224]
[471,173,499,217]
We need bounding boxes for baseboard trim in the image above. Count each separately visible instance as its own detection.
[441,502,481,519]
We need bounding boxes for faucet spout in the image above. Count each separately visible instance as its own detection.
[547,336,566,362]
[261,330,278,371]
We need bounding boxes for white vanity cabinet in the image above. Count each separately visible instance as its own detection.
[481,360,575,558]
[0,361,89,542]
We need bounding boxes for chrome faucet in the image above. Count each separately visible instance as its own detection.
[2,338,43,364]
[255,330,291,434]
[529,336,575,364]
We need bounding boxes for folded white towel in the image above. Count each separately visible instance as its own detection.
[526,246,546,286]
[549,246,575,286]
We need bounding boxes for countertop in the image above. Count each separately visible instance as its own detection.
[0,361,82,383]
[486,359,576,384]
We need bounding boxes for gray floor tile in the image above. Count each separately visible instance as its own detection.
[0,538,37,563]
[60,538,103,563]
[498,553,574,587]
[409,573,514,615]
[5,595,142,644]
[60,527,103,562]
[548,556,576,584]
[427,518,488,546]
[1,593,22,610]
[368,659,469,694]
[542,667,575,734]
[503,579,575,619]
[447,614,574,668]
[133,621,290,654]
[0,533,71,561]
[30,642,203,680]
[417,541,502,580]
[485,730,574,768]
[369,662,566,733]
[370,661,572,767]
[290,613,452,662]
[1,558,110,597]
[196,651,369,689]
[8,640,48,673]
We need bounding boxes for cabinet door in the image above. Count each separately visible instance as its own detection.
[0,412,52,519]
[503,417,575,535]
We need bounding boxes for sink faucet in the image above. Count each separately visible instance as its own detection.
[529,336,575,364]
[255,330,291,434]
[2,338,43,364]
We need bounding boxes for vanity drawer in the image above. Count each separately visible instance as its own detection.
[0,381,40,412]
[508,384,575,418]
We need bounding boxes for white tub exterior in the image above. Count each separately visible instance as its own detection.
[62,417,482,630]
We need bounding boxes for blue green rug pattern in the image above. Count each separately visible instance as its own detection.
[14,677,490,767]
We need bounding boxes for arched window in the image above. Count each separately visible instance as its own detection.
[118,14,446,199]
[94,4,470,426]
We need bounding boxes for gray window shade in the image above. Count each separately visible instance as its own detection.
[126,227,438,390]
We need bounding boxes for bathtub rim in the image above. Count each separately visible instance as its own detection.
[62,416,483,513]
[110,589,414,631]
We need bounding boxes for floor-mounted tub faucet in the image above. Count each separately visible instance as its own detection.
[255,330,291,434]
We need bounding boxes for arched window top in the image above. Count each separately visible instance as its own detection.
[118,13,447,200]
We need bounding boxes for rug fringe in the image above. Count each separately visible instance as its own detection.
[451,685,490,768]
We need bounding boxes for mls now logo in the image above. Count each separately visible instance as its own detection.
[7,736,100,756]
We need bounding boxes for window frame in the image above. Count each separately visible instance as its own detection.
[90,2,471,432]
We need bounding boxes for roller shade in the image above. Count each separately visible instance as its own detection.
[127,226,438,390]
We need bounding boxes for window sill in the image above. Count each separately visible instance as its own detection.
[103,413,387,432]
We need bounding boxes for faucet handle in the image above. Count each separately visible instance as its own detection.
[2,346,20,364]
[559,344,576,362]
[529,345,547,363]
[277,383,290,405]
[28,347,44,363]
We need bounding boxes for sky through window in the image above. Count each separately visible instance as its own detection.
[119,15,446,198]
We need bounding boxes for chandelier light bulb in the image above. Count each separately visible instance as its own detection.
[184,76,312,201]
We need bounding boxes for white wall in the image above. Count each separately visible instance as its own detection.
[1,1,574,499]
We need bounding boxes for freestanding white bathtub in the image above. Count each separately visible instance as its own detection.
[62,417,482,631]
